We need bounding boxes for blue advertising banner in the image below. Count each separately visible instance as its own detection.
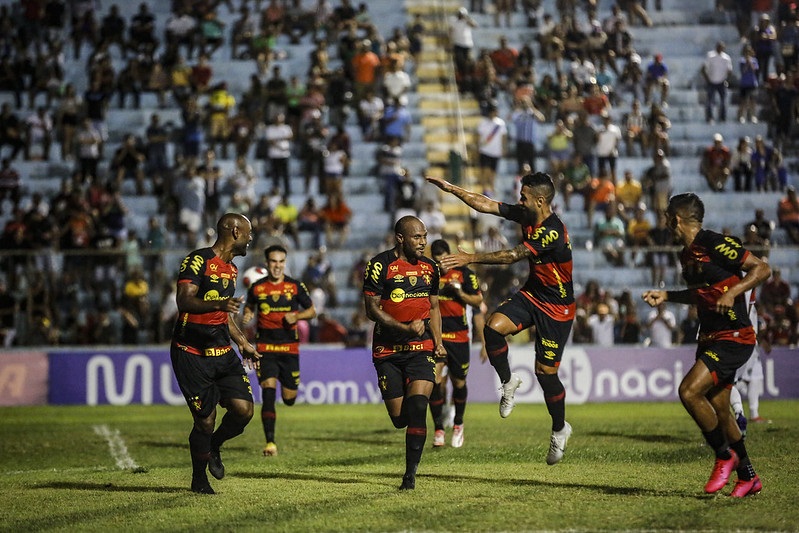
[46,346,799,406]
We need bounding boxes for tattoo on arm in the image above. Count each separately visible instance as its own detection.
[473,243,531,265]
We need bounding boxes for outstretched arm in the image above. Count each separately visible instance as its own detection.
[440,243,532,270]
[425,176,501,215]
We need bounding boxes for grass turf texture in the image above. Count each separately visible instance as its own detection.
[1,401,797,532]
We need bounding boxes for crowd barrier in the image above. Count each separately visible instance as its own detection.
[1,345,797,406]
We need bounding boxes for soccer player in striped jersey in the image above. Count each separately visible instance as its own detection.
[363,216,446,489]
[426,172,576,465]
[643,193,771,497]
[243,245,316,457]
[429,239,484,448]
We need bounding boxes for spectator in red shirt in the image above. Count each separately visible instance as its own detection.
[321,192,352,248]
[700,133,731,192]
[190,54,213,93]
[777,186,799,243]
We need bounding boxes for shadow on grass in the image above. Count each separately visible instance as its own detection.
[36,481,185,493]
[235,470,373,485]
[583,431,693,444]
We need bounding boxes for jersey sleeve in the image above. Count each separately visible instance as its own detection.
[460,267,481,295]
[498,202,526,224]
[430,262,440,296]
[707,233,749,272]
[362,254,387,296]
[297,281,313,309]
[177,251,206,286]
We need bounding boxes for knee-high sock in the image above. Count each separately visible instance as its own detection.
[730,385,744,415]
[211,410,249,451]
[189,426,212,478]
[702,425,732,459]
[537,373,566,432]
[452,385,467,426]
[730,437,756,480]
[404,394,428,478]
[429,385,445,431]
[484,326,511,383]
[261,387,277,443]
[748,379,763,419]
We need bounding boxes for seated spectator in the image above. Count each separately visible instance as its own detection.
[129,2,158,55]
[320,192,352,248]
[730,136,753,192]
[0,103,25,161]
[190,54,213,93]
[762,304,797,347]
[646,102,671,156]
[317,313,348,343]
[273,194,301,249]
[297,197,324,249]
[393,169,417,221]
[546,119,573,178]
[561,152,592,211]
[644,53,669,107]
[622,99,647,157]
[323,137,348,197]
[751,135,786,192]
[111,134,146,195]
[0,158,21,213]
[358,88,384,142]
[25,106,53,161]
[198,11,225,59]
[165,8,197,60]
[777,186,799,243]
[699,133,731,192]
[417,200,446,243]
[101,4,128,58]
[627,202,652,266]
[759,267,792,314]
[583,81,610,116]
[586,170,615,227]
[616,169,643,212]
[744,208,774,246]
[594,203,626,266]
[588,302,615,346]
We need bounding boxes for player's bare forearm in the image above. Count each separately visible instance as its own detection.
[429,295,443,347]
[364,294,413,333]
[729,254,772,301]
[297,305,317,321]
[425,176,500,215]
[457,291,483,308]
[472,243,531,265]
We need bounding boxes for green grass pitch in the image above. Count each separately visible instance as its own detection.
[1,401,797,532]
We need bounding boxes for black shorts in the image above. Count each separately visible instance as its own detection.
[696,341,755,387]
[495,292,573,368]
[479,153,499,171]
[373,351,436,401]
[171,344,254,418]
[257,352,300,391]
[442,340,470,380]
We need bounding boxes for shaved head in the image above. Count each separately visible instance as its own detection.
[217,212,250,233]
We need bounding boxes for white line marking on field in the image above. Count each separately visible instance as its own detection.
[93,424,140,470]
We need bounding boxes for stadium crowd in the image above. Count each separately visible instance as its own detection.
[0,0,797,350]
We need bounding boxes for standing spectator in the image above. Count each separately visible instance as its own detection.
[55,84,81,161]
[622,99,647,157]
[165,8,197,60]
[381,96,412,144]
[595,111,622,184]
[190,54,213,94]
[128,2,158,56]
[646,302,677,347]
[145,114,170,195]
[777,186,799,243]
[450,7,477,83]
[750,13,777,83]
[702,42,733,124]
[779,15,799,73]
[594,203,626,266]
[561,152,592,211]
[616,169,643,212]
[588,302,615,346]
[511,96,545,175]
[111,134,146,195]
[265,113,294,195]
[243,244,316,458]
[476,103,507,195]
[358,88,384,142]
[175,161,206,246]
[351,39,381,102]
[383,57,411,102]
[198,11,225,59]
[300,111,328,195]
[117,57,144,109]
[571,111,597,176]
[644,53,669,107]
[731,136,754,192]
[678,305,700,344]
[700,133,731,192]
[25,106,53,161]
[100,4,127,58]
[76,117,103,183]
[180,97,205,162]
[751,135,783,192]
[297,197,325,249]
[737,45,760,124]
[207,82,235,158]
[323,137,348,197]
[120,267,150,345]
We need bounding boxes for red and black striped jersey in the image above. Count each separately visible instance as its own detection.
[362,249,439,357]
[247,275,313,355]
[439,266,480,343]
[680,229,755,345]
[498,204,576,322]
[172,247,237,352]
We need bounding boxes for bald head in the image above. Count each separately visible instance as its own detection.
[217,213,250,234]
[395,215,424,237]
[394,215,427,261]
[215,213,253,259]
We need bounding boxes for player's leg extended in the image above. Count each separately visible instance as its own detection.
[679,360,738,492]
[483,311,519,383]
[709,386,761,496]
[260,377,279,456]
[190,410,217,494]
[401,379,434,490]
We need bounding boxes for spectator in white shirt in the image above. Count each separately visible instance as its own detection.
[595,111,622,184]
[588,302,615,346]
[476,103,507,194]
[702,41,733,124]
[646,302,677,348]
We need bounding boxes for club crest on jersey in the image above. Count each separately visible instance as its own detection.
[272,294,280,302]
[423,274,431,285]
[409,275,417,286]
[222,278,229,289]
[190,396,202,412]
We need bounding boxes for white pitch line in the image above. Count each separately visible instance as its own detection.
[93,424,141,470]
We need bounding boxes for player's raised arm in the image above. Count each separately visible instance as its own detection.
[440,243,532,270]
[425,175,501,215]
